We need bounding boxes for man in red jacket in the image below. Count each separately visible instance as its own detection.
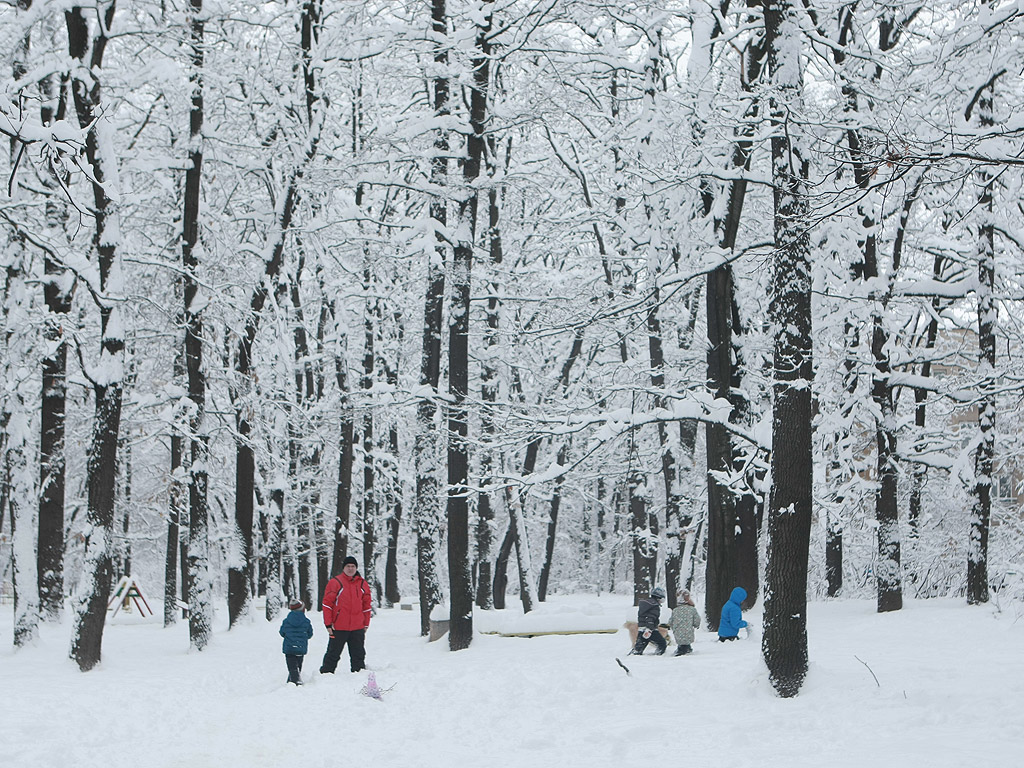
[319,556,373,674]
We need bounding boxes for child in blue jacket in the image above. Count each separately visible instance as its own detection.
[280,599,314,685]
[718,587,749,642]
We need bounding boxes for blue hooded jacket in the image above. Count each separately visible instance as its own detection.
[718,587,748,638]
[280,609,314,655]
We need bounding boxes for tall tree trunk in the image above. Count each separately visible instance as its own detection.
[5,263,39,648]
[36,54,72,625]
[537,442,568,602]
[837,9,911,615]
[383,312,404,608]
[968,81,996,605]
[178,0,214,647]
[629,433,653,605]
[761,0,814,698]
[288,254,320,614]
[7,10,39,646]
[909,287,939,543]
[475,147,505,611]
[491,524,513,609]
[165,346,185,627]
[383,418,402,607]
[361,268,378,600]
[265,486,285,620]
[827,318,860,598]
[447,1,493,651]
[331,341,354,575]
[66,2,127,672]
[413,0,449,637]
[701,1,765,629]
[118,414,133,577]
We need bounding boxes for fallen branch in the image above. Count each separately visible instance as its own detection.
[855,655,880,687]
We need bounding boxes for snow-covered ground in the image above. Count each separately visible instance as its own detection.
[1,594,1021,767]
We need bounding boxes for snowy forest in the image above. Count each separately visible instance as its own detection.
[1,0,1023,698]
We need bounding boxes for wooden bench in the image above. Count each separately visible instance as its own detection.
[480,628,619,638]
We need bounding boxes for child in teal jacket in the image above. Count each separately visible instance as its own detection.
[280,599,314,685]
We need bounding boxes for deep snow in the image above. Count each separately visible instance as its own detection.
[1,594,1021,767]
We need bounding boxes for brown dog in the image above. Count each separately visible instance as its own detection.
[623,620,670,649]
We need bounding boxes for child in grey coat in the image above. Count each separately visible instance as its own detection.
[669,589,701,656]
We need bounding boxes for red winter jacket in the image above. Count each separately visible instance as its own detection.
[322,572,372,631]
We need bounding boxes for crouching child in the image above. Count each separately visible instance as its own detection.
[631,587,668,655]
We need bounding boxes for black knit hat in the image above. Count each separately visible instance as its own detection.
[343,556,358,567]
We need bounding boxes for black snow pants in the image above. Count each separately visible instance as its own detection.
[320,628,366,673]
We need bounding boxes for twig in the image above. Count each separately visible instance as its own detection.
[854,655,880,687]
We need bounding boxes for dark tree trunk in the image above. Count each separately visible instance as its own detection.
[675,289,702,592]
[761,0,814,698]
[265,487,285,620]
[647,282,682,607]
[909,275,941,543]
[332,349,354,575]
[475,160,505,611]
[66,2,125,672]
[383,431,402,608]
[447,3,493,651]
[360,270,378,602]
[491,524,513,610]
[872,319,902,613]
[165,407,184,627]
[118,423,133,577]
[629,459,653,605]
[827,319,860,598]
[704,265,738,630]
[825,515,843,598]
[38,251,70,621]
[383,315,404,608]
[286,254,321,614]
[537,443,567,602]
[36,56,72,624]
[703,24,765,628]
[413,0,450,637]
[968,85,996,606]
[181,0,213,647]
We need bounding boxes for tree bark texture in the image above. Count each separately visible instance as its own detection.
[761,0,813,698]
